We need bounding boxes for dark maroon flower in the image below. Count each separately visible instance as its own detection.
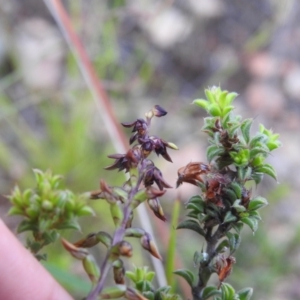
[122,118,148,144]
[143,165,172,190]
[153,105,167,117]
[151,137,173,162]
[105,147,141,172]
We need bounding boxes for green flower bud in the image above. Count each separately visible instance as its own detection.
[110,202,124,227]
[100,285,126,299]
[82,254,100,284]
[42,200,53,211]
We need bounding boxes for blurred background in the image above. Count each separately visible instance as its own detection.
[0,0,299,299]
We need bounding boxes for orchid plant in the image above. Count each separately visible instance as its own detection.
[7,87,280,300]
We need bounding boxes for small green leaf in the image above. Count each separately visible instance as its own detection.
[177,220,206,237]
[241,216,258,232]
[226,232,241,254]
[249,210,261,220]
[221,283,235,300]
[173,269,194,287]
[255,163,277,181]
[125,271,137,283]
[223,211,237,224]
[56,219,81,231]
[186,202,204,214]
[7,206,24,216]
[249,146,269,159]
[229,182,242,199]
[225,92,238,106]
[251,172,264,185]
[216,239,230,253]
[205,89,216,103]
[143,291,154,300]
[232,199,246,213]
[237,166,252,181]
[17,220,37,233]
[231,222,244,234]
[248,196,268,211]
[207,145,224,162]
[249,133,267,148]
[209,104,222,117]
[76,206,95,216]
[193,99,209,110]
[240,119,253,144]
[201,286,221,299]
[223,188,238,203]
[145,271,155,282]
[219,91,228,107]
[237,287,253,300]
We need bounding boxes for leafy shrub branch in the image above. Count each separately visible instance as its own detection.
[7,87,280,300]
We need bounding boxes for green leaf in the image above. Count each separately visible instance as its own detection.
[186,202,204,214]
[241,216,258,233]
[201,286,221,299]
[216,239,230,253]
[207,145,224,162]
[232,199,246,213]
[223,211,237,224]
[223,188,238,204]
[231,222,244,234]
[173,269,194,287]
[209,104,222,117]
[145,271,155,282]
[251,172,264,185]
[56,219,81,231]
[219,91,228,107]
[126,271,137,283]
[193,99,209,110]
[237,166,252,181]
[249,146,269,159]
[237,287,253,300]
[76,205,95,216]
[249,210,261,220]
[17,220,37,233]
[255,163,277,181]
[249,133,267,148]
[240,119,253,144]
[221,283,235,300]
[177,220,206,237]
[7,206,24,216]
[225,92,238,106]
[248,196,268,211]
[205,89,216,103]
[229,182,242,199]
[143,291,154,300]
[226,232,241,254]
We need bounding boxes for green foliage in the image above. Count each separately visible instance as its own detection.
[8,169,94,259]
[176,86,281,300]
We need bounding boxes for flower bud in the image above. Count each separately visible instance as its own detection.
[82,254,100,284]
[113,259,125,284]
[61,238,89,260]
[74,231,112,248]
[110,202,124,227]
[147,198,166,222]
[140,233,162,260]
[100,285,126,299]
